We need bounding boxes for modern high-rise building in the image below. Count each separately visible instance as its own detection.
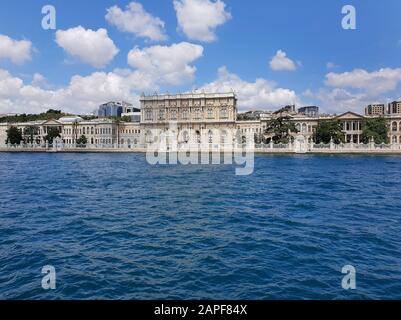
[97,101,132,118]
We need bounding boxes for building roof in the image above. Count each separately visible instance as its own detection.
[140,92,236,101]
[58,116,84,124]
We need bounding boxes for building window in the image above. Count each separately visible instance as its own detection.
[182,108,189,120]
[392,122,397,132]
[171,109,177,120]
[220,107,228,119]
[145,109,153,121]
[194,108,201,120]
[207,108,213,119]
[159,109,165,120]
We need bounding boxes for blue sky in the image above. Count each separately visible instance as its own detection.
[1,0,401,114]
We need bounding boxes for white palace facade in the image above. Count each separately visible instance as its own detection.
[1,92,401,148]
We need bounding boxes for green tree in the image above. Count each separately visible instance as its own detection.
[24,126,38,144]
[44,127,61,144]
[361,117,389,144]
[121,115,132,122]
[6,126,23,145]
[265,116,298,143]
[314,120,345,144]
[76,135,88,146]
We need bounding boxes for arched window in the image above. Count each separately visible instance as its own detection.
[302,123,307,133]
[392,122,398,132]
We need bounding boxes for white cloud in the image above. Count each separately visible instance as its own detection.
[315,88,371,114]
[200,66,299,110]
[106,2,167,41]
[269,50,297,71]
[0,34,33,64]
[0,68,143,115]
[0,41,205,115]
[174,0,231,42]
[32,73,46,85]
[127,42,204,85]
[325,68,401,95]
[307,68,401,113]
[55,26,119,68]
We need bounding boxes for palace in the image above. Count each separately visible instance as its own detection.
[1,93,401,148]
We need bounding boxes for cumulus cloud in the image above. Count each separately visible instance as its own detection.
[174,0,231,42]
[325,68,401,96]
[269,50,297,71]
[32,73,46,85]
[315,88,372,114]
[127,42,204,85]
[200,66,299,110]
[0,34,33,64]
[305,68,401,113]
[55,26,119,68]
[0,41,206,115]
[0,69,144,115]
[106,2,167,41]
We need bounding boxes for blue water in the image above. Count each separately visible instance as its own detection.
[0,153,400,300]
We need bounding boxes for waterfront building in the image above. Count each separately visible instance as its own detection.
[336,112,364,143]
[119,122,141,148]
[388,114,401,143]
[140,92,238,146]
[3,94,401,149]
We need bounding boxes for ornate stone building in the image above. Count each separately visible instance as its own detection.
[2,95,401,148]
[140,92,238,146]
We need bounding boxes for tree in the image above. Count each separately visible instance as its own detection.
[265,116,298,143]
[24,126,38,144]
[314,120,345,144]
[44,127,61,144]
[76,135,88,146]
[6,126,23,145]
[121,115,132,122]
[361,117,389,144]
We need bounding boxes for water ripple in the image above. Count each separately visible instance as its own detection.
[0,153,401,299]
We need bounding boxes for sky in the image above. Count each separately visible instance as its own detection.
[1,0,401,115]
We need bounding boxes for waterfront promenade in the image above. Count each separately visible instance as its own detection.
[2,141,401,154]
